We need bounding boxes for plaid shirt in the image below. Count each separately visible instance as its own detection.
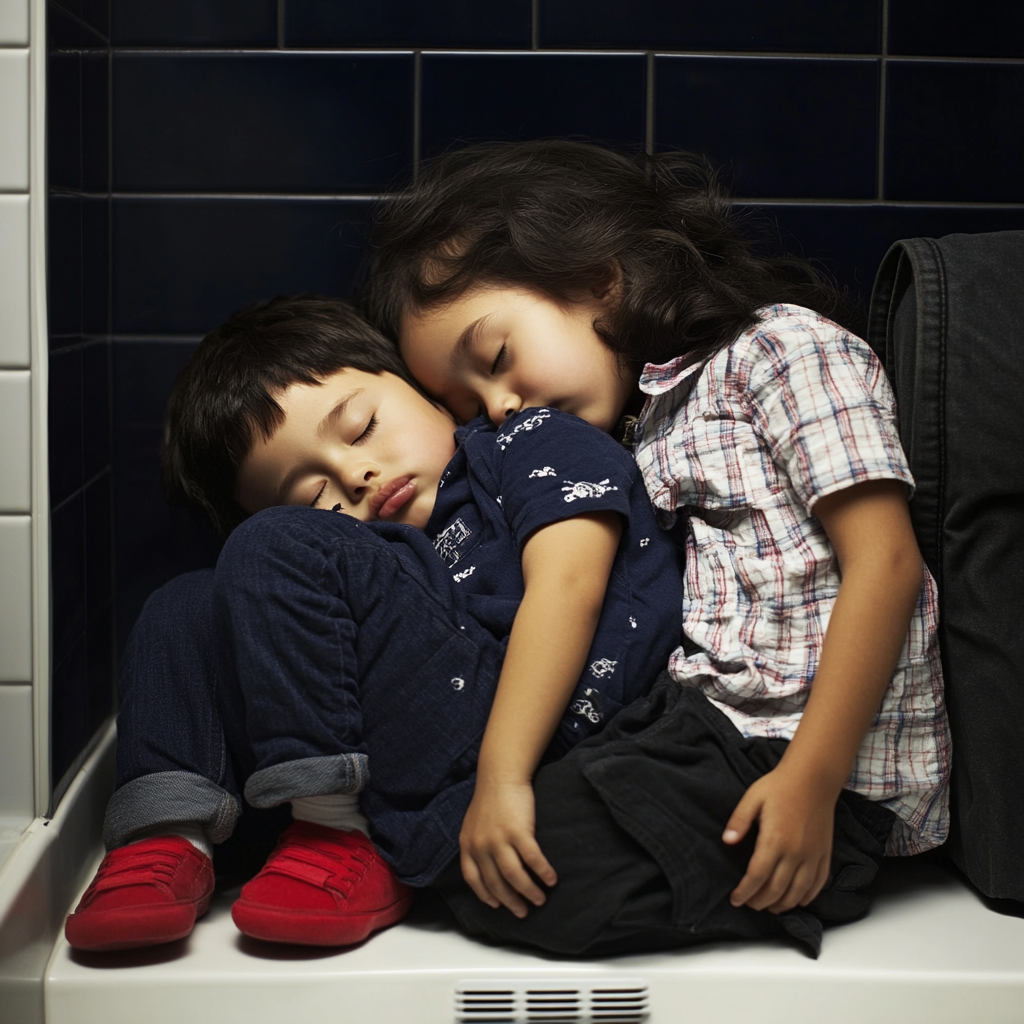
[635,305,950,855]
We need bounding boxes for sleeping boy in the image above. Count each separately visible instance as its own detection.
[65,294,681,951]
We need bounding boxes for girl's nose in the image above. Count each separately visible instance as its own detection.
[485,391,521,425]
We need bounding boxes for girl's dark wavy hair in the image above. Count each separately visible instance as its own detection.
[162,294,414,537]
[365,140,853,368]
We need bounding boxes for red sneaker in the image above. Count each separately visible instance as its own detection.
[230,821,413,946]
[64,836,215,952]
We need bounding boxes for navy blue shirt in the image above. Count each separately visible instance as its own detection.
[425,407,682,752]
[361,408,682,883]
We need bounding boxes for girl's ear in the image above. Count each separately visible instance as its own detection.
[591,261,624,307]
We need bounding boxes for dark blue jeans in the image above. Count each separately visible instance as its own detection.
[108,506,511,885]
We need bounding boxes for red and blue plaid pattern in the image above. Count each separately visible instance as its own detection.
[635,305,950,855]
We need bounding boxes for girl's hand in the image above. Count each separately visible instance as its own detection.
[459,779,557,918]
[722,764,837,914]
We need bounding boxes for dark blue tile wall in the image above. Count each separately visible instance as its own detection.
[285,0,532,49]
[888,0,1024,58]
[540,0,882,53]
[56,0,1019,686]
[113,53,414,192]
[112,0,277,47]
[47,2,113,804]
[655,56,878,198]
[421,53,646,156]
[885,62,1024,203]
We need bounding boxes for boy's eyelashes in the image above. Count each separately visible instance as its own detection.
[353,413,378,444]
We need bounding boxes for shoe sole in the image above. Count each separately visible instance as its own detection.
[231,890,413,946]
[64,894,212,952]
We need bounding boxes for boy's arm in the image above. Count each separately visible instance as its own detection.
[723,479,923,913]
[460,510,622,918]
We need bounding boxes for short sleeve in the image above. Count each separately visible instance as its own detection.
[748,315,914,513]
[491,408,634,546]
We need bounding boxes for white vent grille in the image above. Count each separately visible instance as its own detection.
[455,978,649,1023]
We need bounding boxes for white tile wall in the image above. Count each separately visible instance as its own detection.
[0,195,30,366]
[0,371,30,511]
[0,515,32,682]
[0,684,33,816]
[0,48,29,191]
[0,0,28,46]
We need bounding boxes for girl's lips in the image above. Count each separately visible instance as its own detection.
[373,477,415,520]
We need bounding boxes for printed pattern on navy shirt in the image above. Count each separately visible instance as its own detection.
[423,406,681,743]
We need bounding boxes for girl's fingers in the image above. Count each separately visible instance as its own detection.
[729,842,777,906]
[495,846,546,907]
[745,859,795,912]
[722,791,762,845]
[479,855,529,918]
[766,861,817,914]
[460,851,500,909]
[799,859,832,908]
[517,837,558,890]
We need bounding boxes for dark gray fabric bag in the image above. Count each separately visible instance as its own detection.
[867,231,1024,902]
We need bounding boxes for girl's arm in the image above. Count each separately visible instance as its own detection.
[723,479,923,913]
[460,510,622,918]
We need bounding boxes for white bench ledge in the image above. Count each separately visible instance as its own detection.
[46,857,1024,1024]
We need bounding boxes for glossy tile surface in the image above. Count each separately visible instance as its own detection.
[49,346,84,508]
[48,195,82,344]
[285,0,531,48]
[112,0,277,46]
[656,56,878,198]
[889,0,1024,58]
[0,371,31,513]
[51,490,86,668]
[0,516,31,682]
[0,0,28,44]
[82,196,110,337]
[82,338,111,480]
[539,0,882,53]
[421,53,646,157]
[0,195,30,368]
[51,633,88,787]
[0,686,33,816]
[112,198,373,333]
[0,49,29,191]
[886,61,1024,202]
[113,53,414,192]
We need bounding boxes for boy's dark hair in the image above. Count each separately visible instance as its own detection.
[163,294,414,537]
[364,140,854,369]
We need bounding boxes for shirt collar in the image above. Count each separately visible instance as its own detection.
[639,355,705,396]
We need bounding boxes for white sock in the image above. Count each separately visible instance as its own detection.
[127,823,213,861]
[291,794,368,836]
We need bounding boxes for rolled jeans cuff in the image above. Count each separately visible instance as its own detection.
[103,770,242,849]
[244,753,369,809]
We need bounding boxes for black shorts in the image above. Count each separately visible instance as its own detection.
[434,673,895,959]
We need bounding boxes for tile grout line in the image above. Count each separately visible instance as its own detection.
[277,0,285,49]
[645,52,655,154]
[532,0,539,50]
[413,51,422,179]
[877,0,889,200]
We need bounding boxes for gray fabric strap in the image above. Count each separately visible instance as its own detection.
[103,770,242,849]
[244,753,369,809]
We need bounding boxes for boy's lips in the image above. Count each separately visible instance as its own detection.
[371,477,415,520]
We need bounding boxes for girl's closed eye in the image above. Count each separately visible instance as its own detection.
[490,343,508,375]
[309,482,327,508]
